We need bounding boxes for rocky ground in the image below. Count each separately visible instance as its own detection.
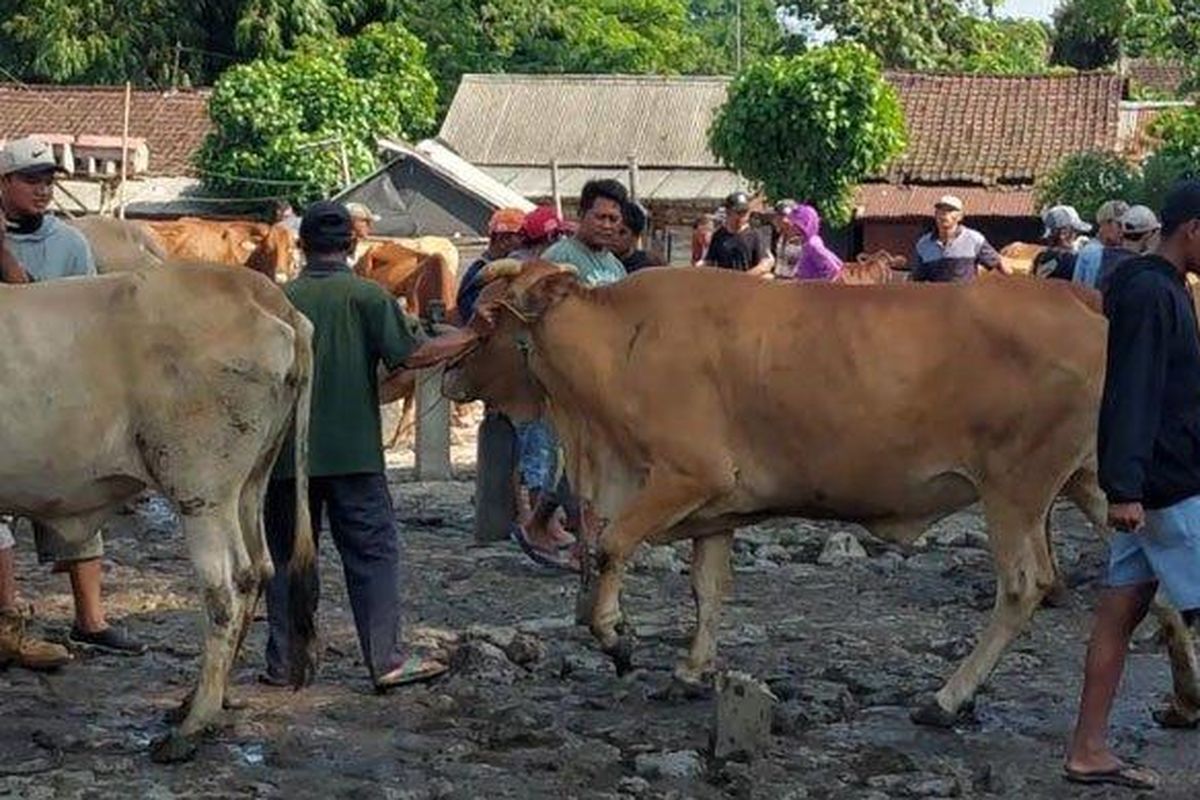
[3,430,1200,798]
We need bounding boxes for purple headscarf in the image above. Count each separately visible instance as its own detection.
[787,204,842,282]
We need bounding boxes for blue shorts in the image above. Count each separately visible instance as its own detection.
[1107,494,1200,611]
[515,419,558,493]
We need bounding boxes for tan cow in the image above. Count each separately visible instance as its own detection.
[999,241,1046,275]
[837,250,908,285]
[0,264,315,762]
[144,218,295,281]
[67,215,167,273]
[358,238,469,447]
[409,261,1200,727]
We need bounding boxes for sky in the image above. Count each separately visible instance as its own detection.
[1000,0,1058,21]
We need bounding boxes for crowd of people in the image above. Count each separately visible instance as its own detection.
[7,128,1200,790]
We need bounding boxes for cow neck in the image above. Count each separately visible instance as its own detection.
[522,290,616,411]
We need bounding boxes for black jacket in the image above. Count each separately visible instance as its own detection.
[1099,256,1200,509]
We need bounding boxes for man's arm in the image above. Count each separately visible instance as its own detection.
[746,232,774,276]
[1098,281,1171,505]
[977,237,1009,274]
[369,290,425,371]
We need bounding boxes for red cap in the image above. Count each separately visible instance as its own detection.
[522,206,567,243]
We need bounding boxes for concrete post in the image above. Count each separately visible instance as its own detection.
[414,365,451,481]
[473,412,518,543]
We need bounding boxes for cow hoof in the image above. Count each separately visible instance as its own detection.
[1153,702,1200,729]
[1041,581,1071,609]
[608,636,636,677]
[671,671,714,701]
[149,731,198,764]
[910,698,968,728]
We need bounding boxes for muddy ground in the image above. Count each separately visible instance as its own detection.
[3,429,1200,798]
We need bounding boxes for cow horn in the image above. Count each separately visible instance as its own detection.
[482,259,525,281]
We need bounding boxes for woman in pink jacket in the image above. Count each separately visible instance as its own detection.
[787,204,842,281]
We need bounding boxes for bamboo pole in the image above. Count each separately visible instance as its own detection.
[118,81,132,219]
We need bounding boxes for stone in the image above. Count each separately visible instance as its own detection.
[617,776,651,797]
[634,545,684,573]
[871,551,906,574]
[757,544,793,564]
[634,750,703,780]
[818,532,867,565]
[449,639,519,682]
[504,631,545,666]
[711,671,778,760]
[933,529,966,548]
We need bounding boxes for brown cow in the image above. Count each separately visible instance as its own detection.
[144,218,295,281]
[407,261,1200,728]
[358,239,469,447]
[999,241,1046,276]
[837,250,908,285]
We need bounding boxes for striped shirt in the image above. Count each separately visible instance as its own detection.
[911,226,1001,283]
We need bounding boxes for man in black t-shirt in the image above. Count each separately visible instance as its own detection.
[705,191,773,275]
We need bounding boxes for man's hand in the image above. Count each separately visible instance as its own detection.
[0,211,31,284]
[1108,501,1146,533]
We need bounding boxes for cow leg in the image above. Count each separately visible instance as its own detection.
[1063,465,1200,725]
[590,473,717,674]
[151,506,244,763]
[675,530,734,686]
[387,396,416,450]
[913,498,1056,726]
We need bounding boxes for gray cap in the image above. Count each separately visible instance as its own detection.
[1042,205,1092,237]
[1121,204,1160,236]
[0,137,64,176]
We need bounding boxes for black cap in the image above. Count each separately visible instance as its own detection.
[300,200,353,252]
[1161,180,1200,236]
[723,191,751,212]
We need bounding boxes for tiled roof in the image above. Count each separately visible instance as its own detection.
[884,72,1123,186]
[442,72,1125,188]
[1124,58,1191,98]
[855,183,1036,220]
[0,84,211,176]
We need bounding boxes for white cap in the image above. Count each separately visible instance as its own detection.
[935,195,964,212]
[1122,204,1160,236]
[0,137,64,176]
[1095,199,1130,225]
[1042,205,1092,237]
[345,202,380,222]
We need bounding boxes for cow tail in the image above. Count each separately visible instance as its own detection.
[287,311,318,689]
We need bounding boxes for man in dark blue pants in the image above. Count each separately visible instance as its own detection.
[262,200,446,692]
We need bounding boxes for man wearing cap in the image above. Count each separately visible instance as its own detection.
[1095,205,1160,294]
[262,200,447,691]
[1033,205,1092,280]
[705,192,774,276]
[912,195,1005,282]
[0,136,144,667]
[1074,201,1130,289]
[456,207,526,322]
[1065,181,1200,792]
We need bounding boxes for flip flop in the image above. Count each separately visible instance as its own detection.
[1063,762,1160,790]
[374,654,448,693]
[510,522,580,573]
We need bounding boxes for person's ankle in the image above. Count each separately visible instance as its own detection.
[74,617,108,634]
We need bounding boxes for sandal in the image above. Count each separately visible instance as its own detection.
[1063,762,1160,791]
[374,654,448,693]
[510,522,580,573]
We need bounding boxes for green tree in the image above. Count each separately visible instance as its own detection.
[708,43,907,224]
[689,0,794,73]
[1050,0,1182,70]
[784,0,967,70]
[941,16,1051,74]
[196,21,437,204]
[1140,105,1200,201]
[1035,151,1142,223]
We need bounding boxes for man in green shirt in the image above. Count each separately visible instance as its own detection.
[262,201,446,692]
[541,179,628,286]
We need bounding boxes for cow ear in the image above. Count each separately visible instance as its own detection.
[402,326,480,369]
[519,271,577,318]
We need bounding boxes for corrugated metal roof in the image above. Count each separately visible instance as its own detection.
[477,164,743,203]
[854,184,1036,219]
[440,74,730,168]
[372,138,535,211]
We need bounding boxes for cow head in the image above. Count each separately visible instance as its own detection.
[404,259,578,422]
